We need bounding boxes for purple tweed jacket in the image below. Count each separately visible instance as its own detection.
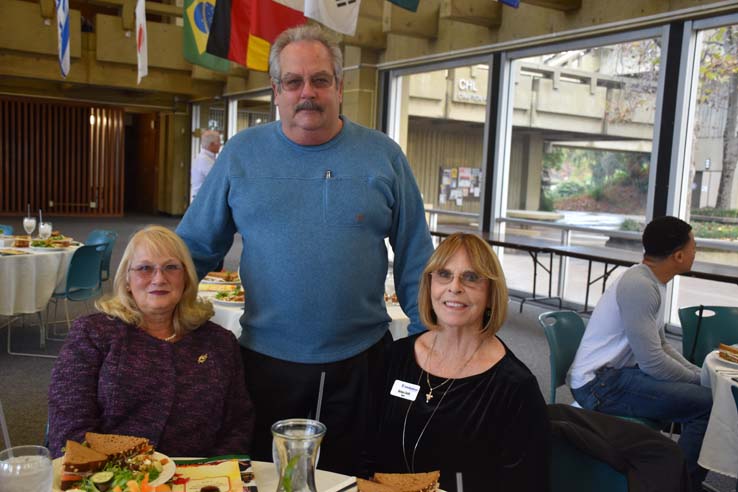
[48,313,254,459]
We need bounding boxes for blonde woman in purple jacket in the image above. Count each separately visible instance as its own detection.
[48,225,254,458]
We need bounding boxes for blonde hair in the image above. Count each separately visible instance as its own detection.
[418,233,508,334]
[95,225,214,335]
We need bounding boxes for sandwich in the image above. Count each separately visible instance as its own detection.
[718,343,738,364]
[357,471,440,492]
[61,440,108,490]
[84,432,152,463]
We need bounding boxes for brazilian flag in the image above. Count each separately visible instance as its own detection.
[184,0,231,73]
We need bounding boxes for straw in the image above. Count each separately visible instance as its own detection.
[38,209,43,225]
[0,400,12,453]
[315,371,326,422]
[26,203,30,218]
[455,472,463,492]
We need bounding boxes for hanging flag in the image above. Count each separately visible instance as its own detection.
[387,0,418,12]
[184,0,231,73]
[498,0,520,7]
[304,0,361,36]
[55,0,70,78]
[207,0,305,72]
[135,0,148,83]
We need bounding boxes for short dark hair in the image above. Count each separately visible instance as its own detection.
[642,216,692,258]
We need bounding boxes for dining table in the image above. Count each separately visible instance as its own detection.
[202,290,411,341]
[0,245,78,317]
[698,350,738,478]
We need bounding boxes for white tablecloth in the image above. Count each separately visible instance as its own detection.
[698,350,738,478]
[203,291,411,341]
[0,247,76,316]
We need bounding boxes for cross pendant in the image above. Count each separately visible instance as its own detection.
[425,391,433,403]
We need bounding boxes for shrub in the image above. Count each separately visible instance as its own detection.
[620,218,642,232]
[553,181,585,198]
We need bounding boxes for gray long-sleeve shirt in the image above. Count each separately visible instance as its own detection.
[568,264,700,389]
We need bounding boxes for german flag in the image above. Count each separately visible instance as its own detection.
[206,0,305,72]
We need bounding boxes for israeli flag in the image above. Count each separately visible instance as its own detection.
[56,0,70,78]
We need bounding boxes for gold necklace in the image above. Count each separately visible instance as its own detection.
[424,334,485,403]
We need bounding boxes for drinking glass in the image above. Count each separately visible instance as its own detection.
[0,445,53,492]
[38,222,52,240]
[272,418,326,492]
[23,216,37,236]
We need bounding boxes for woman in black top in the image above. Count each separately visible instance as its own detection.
[371,233,550,492]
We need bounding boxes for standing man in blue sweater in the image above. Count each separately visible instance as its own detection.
[176,25,434,475]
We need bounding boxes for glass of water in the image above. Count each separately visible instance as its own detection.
[0,445,53,492]
[23,216,37,236]
[38,222,52,240]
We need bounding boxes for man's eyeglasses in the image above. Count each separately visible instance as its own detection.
[431,269,487,287]
[129,263,184,279]
[277,73,335,92]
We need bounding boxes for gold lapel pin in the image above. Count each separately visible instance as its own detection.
[197,354,208,364]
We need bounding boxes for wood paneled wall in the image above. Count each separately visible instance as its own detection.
[0,97,124,216]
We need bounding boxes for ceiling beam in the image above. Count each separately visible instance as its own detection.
[440,0,502,27]
[521,0,581,12]
[382,0,439,39]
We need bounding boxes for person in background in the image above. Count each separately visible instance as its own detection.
[176,25,434,475]
[48,225,254,458]
[568,216,712,492]
[190,129,221,202]
[370,233,550,491]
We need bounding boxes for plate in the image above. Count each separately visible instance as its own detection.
[201,277,241,286]
[717,353,738,368]
[211,298,245,307]
[30,246,68,252]
[52,451,175,491]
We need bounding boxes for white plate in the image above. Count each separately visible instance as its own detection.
[52,451,175,491]
[201,278,241,286]
[30,246,68,252]
[211,298,245,307]
[717,354,738,368]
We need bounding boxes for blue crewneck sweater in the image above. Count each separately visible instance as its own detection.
[177,117,433,363]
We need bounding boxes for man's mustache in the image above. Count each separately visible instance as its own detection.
[295,100,324,113]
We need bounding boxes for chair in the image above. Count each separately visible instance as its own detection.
[0,224,13,235]
[47,244,105,330]
[550,435,628,492]
[538,310,662,429]
[538,310,586,404]
[85,229,118,282]
[679,305,738,367]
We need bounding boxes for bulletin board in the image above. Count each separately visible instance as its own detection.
[438,166,482,206]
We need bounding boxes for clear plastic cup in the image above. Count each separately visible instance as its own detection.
[0,445,53,492]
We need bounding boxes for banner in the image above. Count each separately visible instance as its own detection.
[184,0,231,73]
[499,0,520,7]
[55,0,70,78]
[304,0,361,36]
[207,0,305,71]
[135,0,148,83]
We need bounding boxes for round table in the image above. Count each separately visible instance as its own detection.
[698,350,738,478]
[0,246,77,316]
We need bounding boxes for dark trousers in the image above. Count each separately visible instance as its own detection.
[241,333,392,476]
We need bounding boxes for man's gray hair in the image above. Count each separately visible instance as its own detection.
[200,130,221,148]
[269,24,343,89]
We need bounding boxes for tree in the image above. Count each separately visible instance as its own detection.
[698,26,738,209]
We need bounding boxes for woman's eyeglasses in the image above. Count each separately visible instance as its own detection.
[129,263,184,279]
[431,269,486,287]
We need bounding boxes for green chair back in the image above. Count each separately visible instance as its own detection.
[85,229,118,281]
[538,310,586,404]
[679,305,738,366]
[550,436,628,492]
[0,224,13,235]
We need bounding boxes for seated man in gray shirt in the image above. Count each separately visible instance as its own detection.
[568,216,712,492]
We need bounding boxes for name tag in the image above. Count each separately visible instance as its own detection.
[390,379,420,401]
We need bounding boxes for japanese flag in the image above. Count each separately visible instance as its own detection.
[135,0,148,83]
